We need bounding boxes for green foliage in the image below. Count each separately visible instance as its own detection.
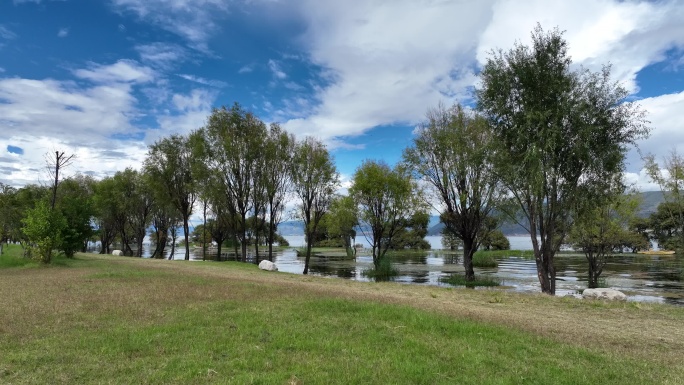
[351,160,422,268]
[404,103,503,281]
[362,256,398,281]
[471,253,498,268]
[476,25,650,294]
[0,244,36,268]
[324,195,359,257]
[22,200,66,263]
[56,176,96,258]
[441,228,462,250]
[145,134,198,260]
[481,229,510,251]
[390,211,431,250]
[290,136,339,274]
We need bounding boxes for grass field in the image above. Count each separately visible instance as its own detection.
[1,245,683,384]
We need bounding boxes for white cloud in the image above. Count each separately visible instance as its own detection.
[630,91,684,165]
[57,27,69,38]
[0,61,206,186]
[282,0,493,140]
[177,74,228,88]
[0,25,17,40]
[477,0,684,93]
[74,59,155,84]
[135,42,188,70]
[110,0,230,51]
[238,65,253,74]
[151,89,216,142]
[268,59,287,80]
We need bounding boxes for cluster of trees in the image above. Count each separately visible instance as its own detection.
[1,25,657,296]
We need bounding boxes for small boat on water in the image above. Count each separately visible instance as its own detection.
[637,250,676,255]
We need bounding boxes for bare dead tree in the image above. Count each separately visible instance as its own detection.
[46,151,76,210]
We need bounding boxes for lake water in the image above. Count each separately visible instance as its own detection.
[151,235,684,306]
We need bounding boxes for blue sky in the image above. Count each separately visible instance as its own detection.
[1,0,684,191]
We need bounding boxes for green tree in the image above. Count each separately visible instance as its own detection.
[324,195,359,258]
[92,177,119,254]
[0,183,18,253]
[476,25,649,294]
[568,189,640,288]
[390,211,431,250]
[263,123,295,261]
[144,135,197,260]
[350,160,420,269]
[22,200,66,263]
[202,104,267,261]
[644,150,684,251]
[291,137,339,274]
[404,103,503,281]
[648,201,684,250]
[481,230,510,251]
[56,175,96,258]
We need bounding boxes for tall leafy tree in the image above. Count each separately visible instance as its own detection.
[568,188,640,288]
[202,104,267,261]
[263,123,295,261]
[324,195,359,258]
[476,25,650,294]
[144,135,197,260]
[56,175,96,258]
[350,160,420,269]
[404,103,503,281]
[644,150,684,250]
[92,177,119,254]
[291,137,339,274]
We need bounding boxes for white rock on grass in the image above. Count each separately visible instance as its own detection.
[582,288,627,301]
[111,250,123,256]
[258,260,278,272]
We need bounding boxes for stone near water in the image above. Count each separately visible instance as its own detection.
[582,288,627,301]
[112,250,123,256]
[259,260,278,271]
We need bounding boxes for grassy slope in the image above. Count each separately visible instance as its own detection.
[1,248,683,384]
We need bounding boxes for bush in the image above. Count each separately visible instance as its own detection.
[22,200,66,264]
[363,257,398,281]
[481,230,510,251]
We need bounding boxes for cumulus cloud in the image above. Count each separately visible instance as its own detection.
[477,0,684,93]
[281,0,494,140]
[57,27,69,38]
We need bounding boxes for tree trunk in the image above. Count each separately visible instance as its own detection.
[303,232,312,275]
[202,201,207,261]
[463,237,475,281]
[183,215,190,261]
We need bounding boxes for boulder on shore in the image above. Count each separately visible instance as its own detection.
[582,288,627,301]
[112,250,123,256]
[258,260,278,272]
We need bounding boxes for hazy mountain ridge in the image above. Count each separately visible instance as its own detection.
[277,192,666,237]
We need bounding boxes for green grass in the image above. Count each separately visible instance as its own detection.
[441,274,501,287]
[472,253,498,267]
[1,253,683,384]
[0,244,37,268]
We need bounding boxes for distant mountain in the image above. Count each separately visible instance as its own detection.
[426,191,666,236]
[277,221,305,236]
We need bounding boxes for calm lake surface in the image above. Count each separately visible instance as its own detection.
[154,235,684,306]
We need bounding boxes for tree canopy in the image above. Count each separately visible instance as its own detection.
[476,24,650,294]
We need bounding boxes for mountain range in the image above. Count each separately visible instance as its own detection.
[277,191,667,237]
